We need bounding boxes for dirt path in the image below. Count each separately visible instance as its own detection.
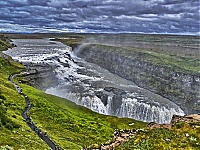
[94,129,138,150]
[9,74,62,150]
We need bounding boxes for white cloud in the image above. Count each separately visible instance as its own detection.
[161,14,182,20]
[117,15,158,21]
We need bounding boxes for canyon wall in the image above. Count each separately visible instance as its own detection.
[75,44,200,114]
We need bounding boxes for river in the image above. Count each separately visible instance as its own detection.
[4,38,184,123]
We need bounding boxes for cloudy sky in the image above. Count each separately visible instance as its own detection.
[0,0,199,35]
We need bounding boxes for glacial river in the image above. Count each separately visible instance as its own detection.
[4,39,185,123]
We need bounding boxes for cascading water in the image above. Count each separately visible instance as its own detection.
[4,39,185,124]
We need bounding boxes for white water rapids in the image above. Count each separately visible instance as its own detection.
[4,39,185,124]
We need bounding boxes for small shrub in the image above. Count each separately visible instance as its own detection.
[5,122,14,130]
[1,116,9,125]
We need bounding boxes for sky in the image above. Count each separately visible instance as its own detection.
[0,0,199,35]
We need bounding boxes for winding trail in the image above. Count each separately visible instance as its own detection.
[9,74,62,150]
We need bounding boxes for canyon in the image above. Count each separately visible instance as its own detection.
[75,43,200,114]
[4,34,199,124]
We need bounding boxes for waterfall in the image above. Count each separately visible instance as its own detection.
[62,91,184,124]
[5,39,185,124]
[118,98,184,124]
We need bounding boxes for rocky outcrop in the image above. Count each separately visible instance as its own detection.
[19,62,58,90]
[171,114,200,125]
[95,87,126,114]
[147,114,200,129]
[18,51,75,90]
[75,44,200,114]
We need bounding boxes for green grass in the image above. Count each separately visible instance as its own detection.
[143,50,200,75]
[0,39,13,52]
[0,54,50,149]
[117,123,200,150]
[18,83,145,149]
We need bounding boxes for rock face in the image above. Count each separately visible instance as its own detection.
[96,87,126,114]
[20,62,58,90]
[75,44,200,114]
[171,114,200,125]
[147,114,200,129]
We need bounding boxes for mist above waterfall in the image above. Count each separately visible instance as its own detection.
[5,38,185,124]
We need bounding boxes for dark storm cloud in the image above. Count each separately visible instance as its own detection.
[0,0,199,34]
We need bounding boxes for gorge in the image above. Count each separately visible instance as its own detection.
[4,34,199,125]
[75,43,200,115]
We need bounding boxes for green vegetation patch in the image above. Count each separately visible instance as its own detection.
[51,35,84,47]
[0,34,13,51]
[118,123,200,150]
[143,50,200,75]
[18,83,146,149]
[0,53,49,149]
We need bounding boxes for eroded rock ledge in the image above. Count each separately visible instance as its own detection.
[147,114,200,129]
[19,62,58,90]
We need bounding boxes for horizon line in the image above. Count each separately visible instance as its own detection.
[1,31,199,36]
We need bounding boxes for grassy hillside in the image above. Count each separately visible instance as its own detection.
[17,83,146,149]
[0,37,146,149]
[0,54,50,149]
